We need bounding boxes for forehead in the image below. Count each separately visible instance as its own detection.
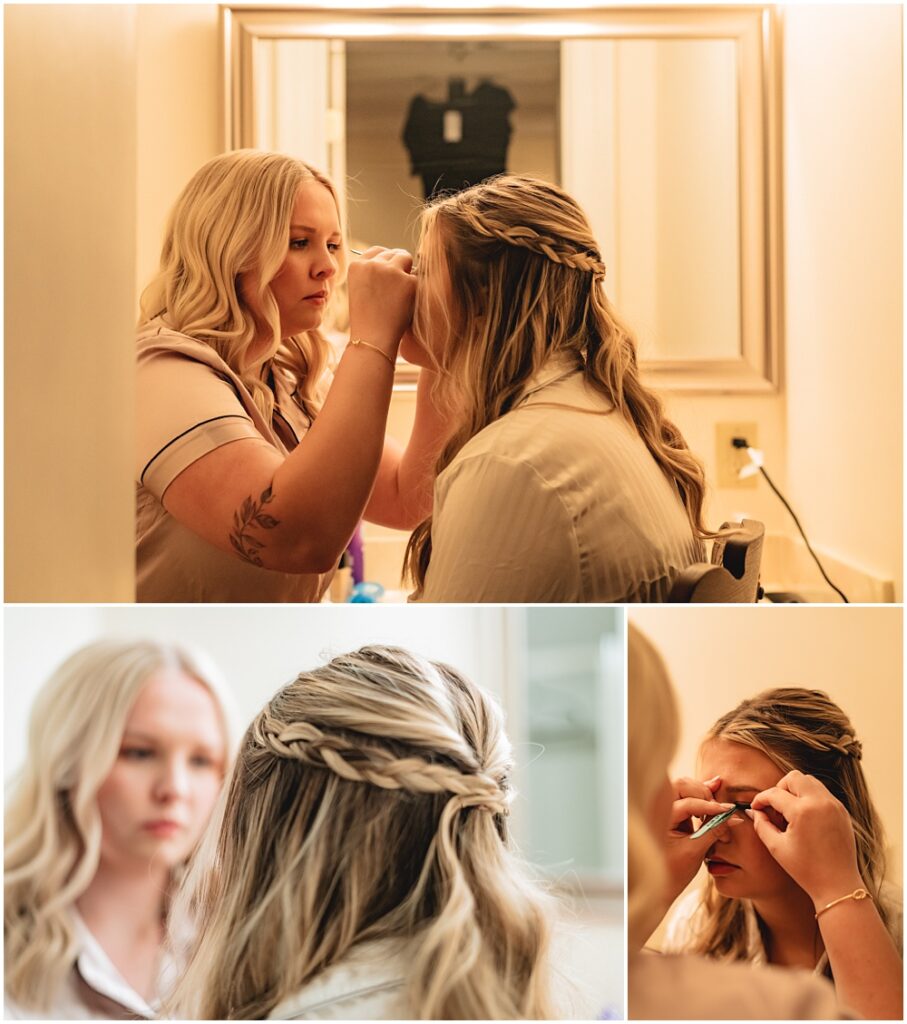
[698,737,784,792]
[291,180,340,232]
[123,669,225,751]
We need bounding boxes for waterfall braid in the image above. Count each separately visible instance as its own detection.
[166,645,556,1020]
[690,687,895,962]
[404,174,710,596]
[139,149,344,423]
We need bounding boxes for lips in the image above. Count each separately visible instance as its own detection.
[303,291,328,302]
[706,856,740,876]
[142,819,184,838]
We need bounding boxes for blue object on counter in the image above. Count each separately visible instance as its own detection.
[348,581,385,603]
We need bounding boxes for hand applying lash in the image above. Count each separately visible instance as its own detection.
[748,770,902,1020]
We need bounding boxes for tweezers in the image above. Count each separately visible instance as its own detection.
[689,802,751,839]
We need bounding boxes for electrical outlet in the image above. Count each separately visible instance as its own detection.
[716,422,758,488]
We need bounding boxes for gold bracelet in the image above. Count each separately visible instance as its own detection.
[348,337,396,367]
[815,887,872,920]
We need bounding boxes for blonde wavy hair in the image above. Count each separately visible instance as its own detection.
[165,644,556,1020]
[4,639,234,1013]
[689,687,896,963]
[627,625,680,950]
[404,175,709,595]
[139,149,344,423]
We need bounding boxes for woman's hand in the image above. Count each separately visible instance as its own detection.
[347,247,416,358]
[748,770,863,908]
[663,775,740,905]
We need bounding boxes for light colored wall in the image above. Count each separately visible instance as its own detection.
[136,4,220,300]
[5,5,138,601]
[630,605,903,903]
[783,4,903,598]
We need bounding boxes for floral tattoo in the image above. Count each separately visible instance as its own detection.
[229,484,280,567]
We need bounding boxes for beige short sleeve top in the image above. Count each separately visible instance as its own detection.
[136,320,333,602]
[629,950,853,1020]
[414,358,704,603]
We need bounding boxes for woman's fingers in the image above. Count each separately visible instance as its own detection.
[673,775,721,801]
[750,784,799,818]
[670,797,734,827]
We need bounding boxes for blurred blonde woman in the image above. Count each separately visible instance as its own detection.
[137,149,446,602]
[4,640,234,1019]
[166,645,556,1020]
[399,175,706,602]
[628,623,901,1020]
[660,687,902,1018]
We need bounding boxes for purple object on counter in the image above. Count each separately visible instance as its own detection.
[347,523,365,583]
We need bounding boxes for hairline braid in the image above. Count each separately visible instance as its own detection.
[454,205,606,276]
[254,715,508,811]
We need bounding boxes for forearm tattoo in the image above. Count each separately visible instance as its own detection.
[229,484,280,567]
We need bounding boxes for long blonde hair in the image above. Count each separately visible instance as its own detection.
[404,175,709,595]
[166,644,556,1020]
[4,639,233,1012]
[627,625,680,951]
[689,687,895,962]
[139,149,343,423]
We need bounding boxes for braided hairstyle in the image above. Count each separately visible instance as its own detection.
[689,687,893,963]
[404,174,709,596]
[165,646,555,1020]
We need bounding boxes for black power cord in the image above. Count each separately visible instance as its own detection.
[731,438,849,603]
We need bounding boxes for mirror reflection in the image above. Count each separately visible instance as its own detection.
[258,34,744,367]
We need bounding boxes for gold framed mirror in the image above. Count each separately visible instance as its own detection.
[222,3,780,393]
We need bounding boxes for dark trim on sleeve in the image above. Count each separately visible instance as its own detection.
[139,414,254,484]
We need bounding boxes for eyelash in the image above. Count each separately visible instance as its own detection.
[290,239,340,253]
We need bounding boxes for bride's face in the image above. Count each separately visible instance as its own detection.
[697,738,801,903]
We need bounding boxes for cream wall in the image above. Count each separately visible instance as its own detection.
[5,5,138,601]
[783,5,902,598]
[630,605,903,898]
[135,5,221,299]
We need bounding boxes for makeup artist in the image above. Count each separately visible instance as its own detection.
[136,150,446,602]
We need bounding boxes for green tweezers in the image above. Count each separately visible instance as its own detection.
[689,802,751,839]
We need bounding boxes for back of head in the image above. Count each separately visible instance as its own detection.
[405,174,709,594]
[139,149,340,421]
[627,626,679,950]
[168,645,554,1020]
[694,686,892,958]
[4,639,229,1012]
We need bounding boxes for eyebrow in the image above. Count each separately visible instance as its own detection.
[724,784,761,794]
[289,224,341,235]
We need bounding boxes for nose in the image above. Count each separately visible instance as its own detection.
[312,246,337,281]
[152,755,191,803]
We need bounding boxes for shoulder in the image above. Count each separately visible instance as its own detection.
[137,320,234,376]
[269,941,410,1021]
[629,951,851,1020]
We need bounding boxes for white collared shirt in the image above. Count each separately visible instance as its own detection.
[268,940,410,1020]
[5,912,161,1020]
